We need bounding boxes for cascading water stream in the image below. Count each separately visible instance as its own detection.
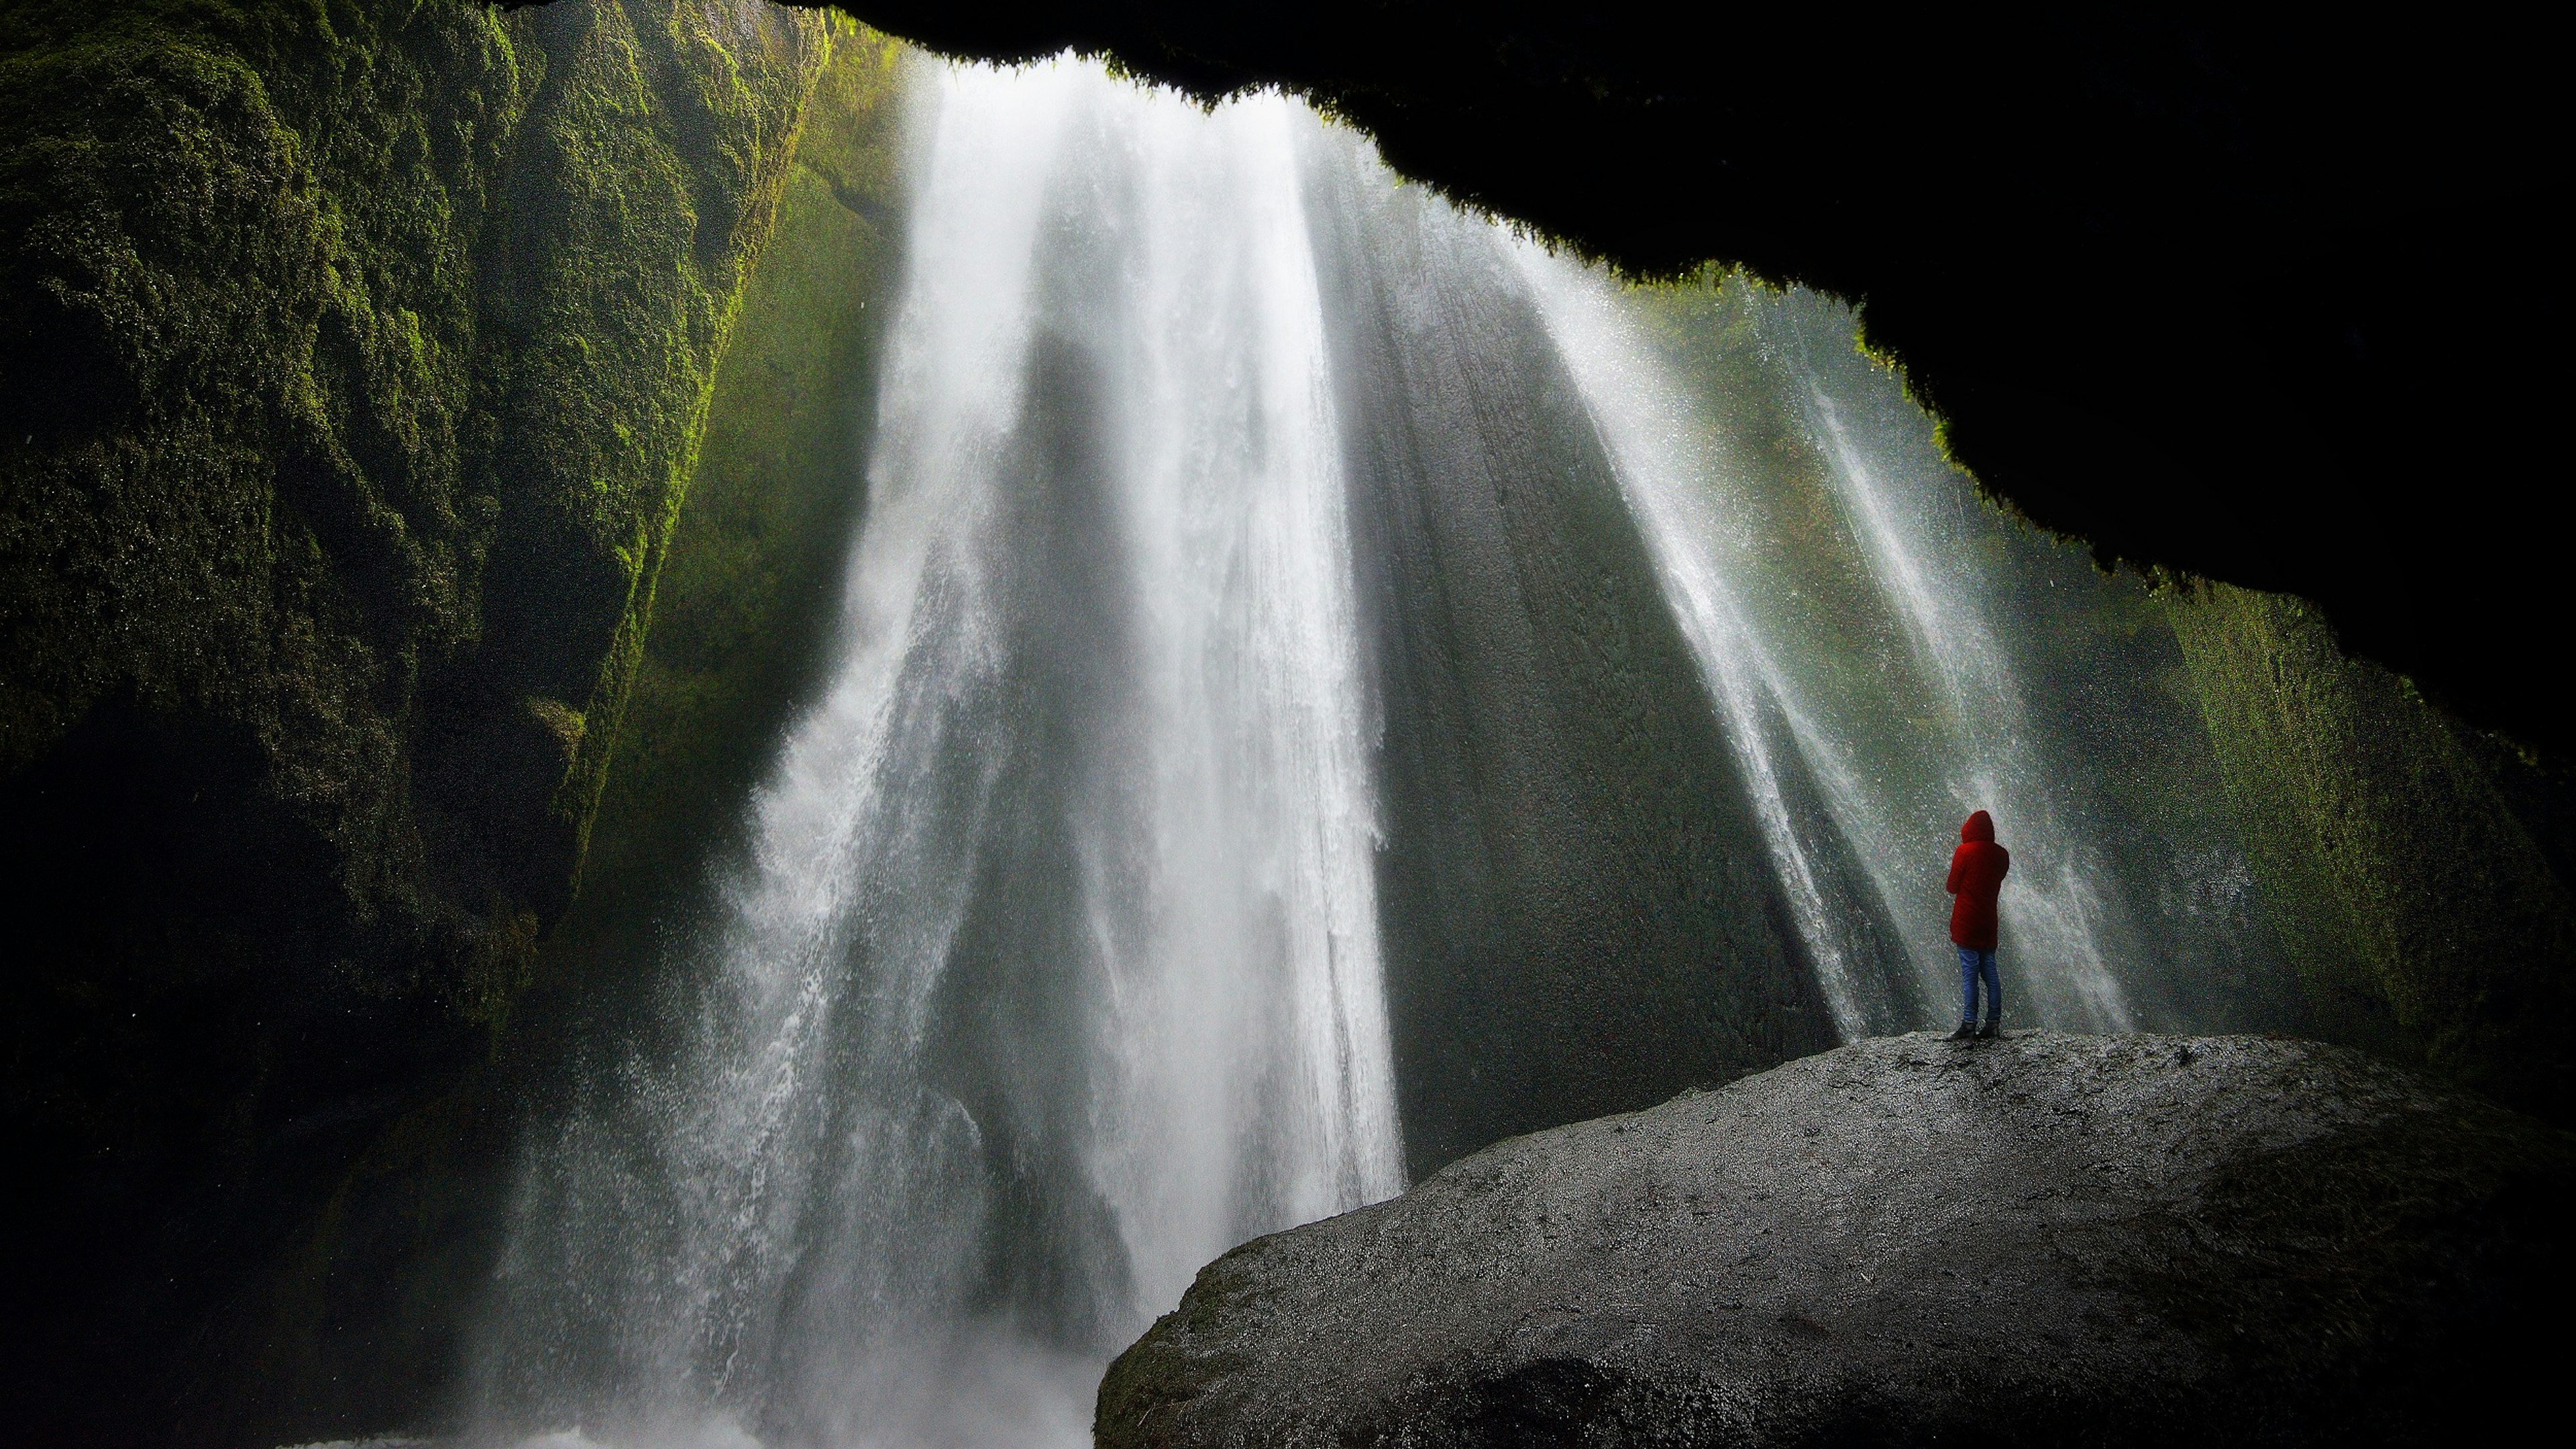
[465,50,2281,1449]
[1507,252,1904,1039]
[471,61,1399,1448]
[1515,255,2174,1034]
[1795,377,2135,1030]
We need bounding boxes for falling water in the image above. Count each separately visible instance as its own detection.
[1515,258,2245,1034]
[471,60,1399,1448]
[1796,376,2136,1029]
[1508,255,1911,1038]
[466,50,2282,1449]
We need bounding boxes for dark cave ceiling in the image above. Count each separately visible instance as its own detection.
[765,2,2569,753]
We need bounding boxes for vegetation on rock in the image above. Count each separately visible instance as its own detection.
[536,24,905,1020]
[2165,584,2576,1120]
[241,25,909,1444]
[0,0,838,1439]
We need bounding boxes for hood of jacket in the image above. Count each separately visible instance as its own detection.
[1962,810,1995,844]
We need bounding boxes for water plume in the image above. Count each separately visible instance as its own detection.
[470,59,1399,1448]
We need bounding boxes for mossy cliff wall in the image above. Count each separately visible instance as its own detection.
[0,0,839,1440]
[533,28,904,1015]
[239,38,909,1444]
[2166,585,2576,1120]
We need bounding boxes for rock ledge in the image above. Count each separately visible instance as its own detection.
[1098,1032,2572,1447]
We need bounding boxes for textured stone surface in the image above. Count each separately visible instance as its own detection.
[0,3,839,1440]
[1099,1032,2573,1447]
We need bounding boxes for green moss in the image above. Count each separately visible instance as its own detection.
[420,0,831,928]
[222,28,910,1441]
[537,23,906,991]
[1094,1248,1267,1442]
[0,1,841,1437]
[2165,584,2576,1117]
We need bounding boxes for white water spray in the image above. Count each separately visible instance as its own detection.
[1799,381,2135,1029]
[1516,252,2141,1034]
[1503,253,1885,1038]
[471,59,1399,1448]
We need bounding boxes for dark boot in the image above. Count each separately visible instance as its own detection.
[1947,1021,1978,1041]
[1976,1019,2000,1039]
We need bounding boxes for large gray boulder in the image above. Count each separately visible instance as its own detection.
[1097,1032,2573,1446]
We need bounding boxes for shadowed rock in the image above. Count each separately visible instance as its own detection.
[1097,1032,2572,1447]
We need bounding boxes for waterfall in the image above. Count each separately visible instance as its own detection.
[470,60,1399,1448]
[1514,261,2243,1035]
[1507,255,1910,1039]
[1795,376,2135,1030]
[466,51,2279,1449]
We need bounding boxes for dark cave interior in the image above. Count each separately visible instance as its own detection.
[810,1,2571,753]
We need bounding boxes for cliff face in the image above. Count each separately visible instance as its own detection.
[527,26,906,1028]
[2165,584,2576,1122]
[0,0,835,1439]
[1306,180,1839,1181]
[1101,1032,2573,1448]
[248,38,910,1442]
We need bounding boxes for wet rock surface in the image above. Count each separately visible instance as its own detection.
[1097,1032,2573,1447]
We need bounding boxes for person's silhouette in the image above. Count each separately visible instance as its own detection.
[1945,810,2010,1040]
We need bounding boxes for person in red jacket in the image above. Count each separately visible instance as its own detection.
[1945,809,2010,1040]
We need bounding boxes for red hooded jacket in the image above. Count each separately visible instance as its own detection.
[1946,810,2009,951]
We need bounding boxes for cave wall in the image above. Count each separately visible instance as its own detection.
[4,2,2571,1437]
[1622,274,2312,1040]
[529,25,903,1015]
[243,38,911,1443]
[1307,176,1841,1180]
[2165,584,2576,1122]
[0,0,838,1440]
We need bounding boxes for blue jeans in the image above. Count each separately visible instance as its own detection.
[1959,947,2000,1024]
